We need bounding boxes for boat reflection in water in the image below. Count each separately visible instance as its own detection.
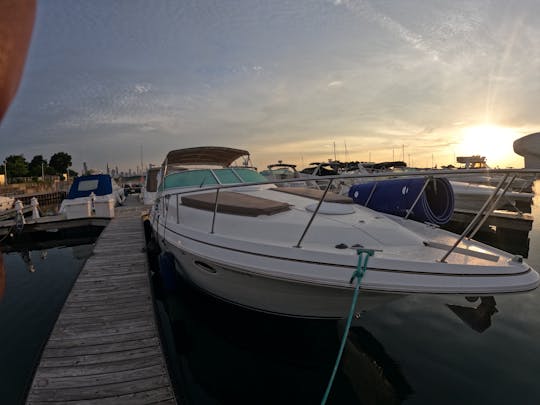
[0,227,103,405]
[340,326,413,404]
[19,249,36,272]
[154,271,413,404]
[447,297,498,333]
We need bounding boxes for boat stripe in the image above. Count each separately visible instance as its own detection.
[160,223,532,278]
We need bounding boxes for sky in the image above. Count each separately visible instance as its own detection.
[1,0,540,174]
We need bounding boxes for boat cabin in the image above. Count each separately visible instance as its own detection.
[67,174,115,199]
[456,156,489,169]
[162,167,267,190]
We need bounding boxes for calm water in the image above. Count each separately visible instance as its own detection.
[0,228,102,405]
[1,196,540,404]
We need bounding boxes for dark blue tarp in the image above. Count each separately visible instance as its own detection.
[67,174,113,199]
[348,177,454,225]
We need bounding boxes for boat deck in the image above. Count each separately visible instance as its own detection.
[25,201,176,404]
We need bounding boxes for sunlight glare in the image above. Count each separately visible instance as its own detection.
[455,125,520,167]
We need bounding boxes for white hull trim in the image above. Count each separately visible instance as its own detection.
[162,240,404,319]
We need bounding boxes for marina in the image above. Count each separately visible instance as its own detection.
[3,2,540,403]
[1,156,540,404]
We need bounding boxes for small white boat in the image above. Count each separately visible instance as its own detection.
[446,156,535,191]
[260,162,320,188]
[141,167,160,205]
[59,174,125,219]
[150,147,539,319]
[450,180,533,212]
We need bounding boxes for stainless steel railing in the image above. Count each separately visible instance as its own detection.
[154,168,539,261]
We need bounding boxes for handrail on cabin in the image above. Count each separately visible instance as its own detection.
[467,175,516,241]
[210,188,220,234]
[155,168,537,252]
[294,178,334,248]
[439,173,510,263]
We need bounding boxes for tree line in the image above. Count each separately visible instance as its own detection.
[0,152,77,181]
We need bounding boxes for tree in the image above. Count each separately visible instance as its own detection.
[28,155,48,177]
[49,152,72,175]
[5,154,28,178]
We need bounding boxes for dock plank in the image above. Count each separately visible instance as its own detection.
[26,205,176,404]
[28,387,175,405]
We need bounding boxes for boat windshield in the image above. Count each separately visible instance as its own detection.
[163,168,267,189]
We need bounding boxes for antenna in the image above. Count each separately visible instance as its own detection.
[140,145,144,174]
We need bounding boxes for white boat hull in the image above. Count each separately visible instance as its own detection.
[154,212,539,318]
[451,181,533,211]
[160,239,404,318]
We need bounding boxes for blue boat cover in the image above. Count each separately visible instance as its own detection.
[67,174,113,199]
[348,177,454,225]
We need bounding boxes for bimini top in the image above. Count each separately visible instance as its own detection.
[67,174,113,199]
[165,147,250,168]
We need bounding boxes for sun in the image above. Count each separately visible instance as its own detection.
[455,125,521,167]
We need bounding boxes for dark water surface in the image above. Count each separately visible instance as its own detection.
[0,229,100,404]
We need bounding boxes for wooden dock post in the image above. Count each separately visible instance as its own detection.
[25,204,176,404]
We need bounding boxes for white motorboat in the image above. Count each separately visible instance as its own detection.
[141,167,160,205]
[445,156,535,192]
[450,180,533,212]
[260,162,320,188]
[149,147,539,319]
[59,174,125,219]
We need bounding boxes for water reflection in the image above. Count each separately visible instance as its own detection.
[0,228,102,404]
[155,274,414,404]
[342,327,413,404]
[0,225,103,254]
[19,249,35,273]
[446,296,498,333]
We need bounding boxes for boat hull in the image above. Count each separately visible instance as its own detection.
[160,240,404,319]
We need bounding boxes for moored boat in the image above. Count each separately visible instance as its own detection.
[141,167,160,205]
[59,174,125,219]
[149,147,540,319]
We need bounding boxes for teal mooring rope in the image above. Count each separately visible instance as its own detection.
[321,248,374,405]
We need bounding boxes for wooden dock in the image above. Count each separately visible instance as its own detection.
[450,208,534,232]
[26,203,176,404]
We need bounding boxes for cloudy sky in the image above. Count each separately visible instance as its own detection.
[1,0,540,173]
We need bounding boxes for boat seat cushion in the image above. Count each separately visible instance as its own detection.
[270,187,353,203]
[181,191,291,216]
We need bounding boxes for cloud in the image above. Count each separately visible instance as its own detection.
[328,80,344,88]
[1,0,540,172]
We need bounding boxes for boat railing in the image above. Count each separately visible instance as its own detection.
[156,168,539,262]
